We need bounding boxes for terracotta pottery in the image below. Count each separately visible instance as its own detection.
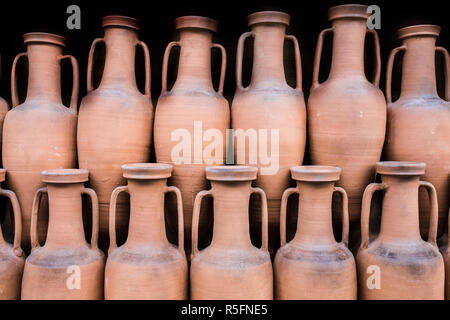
[384,25,450,238]
[446,211,450,299]
[154,16,230,256]
[21,169,104,300]
[77,16,153,251]
[357,162,444,300]
[231,11,306,253]
[105,163,187,299]
[0,169,24,300]
[3,33,78,252]
[274,166,356,300]
[0,55,8,166]
[308,4,386,230]
[190,166,273,300]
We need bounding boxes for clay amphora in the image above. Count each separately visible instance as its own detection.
[77,16,153,251]
[308,4,386,230]
[0,169,24,300]
[190,166,273,300]
[105,163,187,299]
[0,55,9,166]
[384,25,449,239]
[3,33,78,252]
[357,162,444,300]
[446,211,450,299]
[231,11,306,253]
[154,16,230,256]
[274,166,356,300]
[21,169,104,300]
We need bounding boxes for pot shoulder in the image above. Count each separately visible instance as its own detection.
[26,245,104,268]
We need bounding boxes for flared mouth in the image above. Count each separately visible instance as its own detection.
[23,32,66,47]
[291,166,341,182]
[0,169,6,182]
[102,15,141,31]
[397,24,441,40]
[175,16,218,32]
[42,169,89,183]
[376,161,426,176]
[328,4,369,21]
[206,166,257,181]
[247,11,290,27]
[122,163,172,179]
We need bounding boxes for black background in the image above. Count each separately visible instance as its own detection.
[0,0,448,109]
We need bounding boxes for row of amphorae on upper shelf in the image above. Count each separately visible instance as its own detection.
[0,4,448,299]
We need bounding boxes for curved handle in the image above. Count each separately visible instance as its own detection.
[366,29,381,87]
[360,183,388,250]
[251,187,269,252]
[11,52,28,107]
[161,41,180,94]
[386,45,407,103]
[87,38,104,93]
[311,28,333,89]
[108,186,129,254]
[236,31,253,91]
[285,35,303,91]
[191,190,212,260]
[59,55,79,113]
[333,187,350,247]
[436,46,449,101]
[280,187,299,247]
[165,186,185,256]
[419,181,439,247]
[137,40,151,97]
[0,189,23,257]
[30,187,47,251]
[212,43,227,95]
[82,188,100,250]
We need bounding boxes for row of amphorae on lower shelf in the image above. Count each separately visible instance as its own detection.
[0,162,449,300]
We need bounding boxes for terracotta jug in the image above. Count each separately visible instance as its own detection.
[21,169,104,300]
[0,169,24,300]
[446,211,450,299]
[105,163,187,299]
[357,162,444,300]
[231,11,306,253]
[190,166,273,300]
[274,166,356,300]
[384,25,449,239]
[308,4,386,231]
[3,33,78,252]
[0,55,8,166]
[77,16,153,251]
[154,16,230,256]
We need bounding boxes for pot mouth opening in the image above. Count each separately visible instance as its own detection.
[122,163,172,179]
[291,166,341,182]
[0,169,5,182]
[102,15,141,31]
[23,32,66,47]
[247,11,290,27]
[175,16,218,33]
[206,165,257,181]
[328,4,369,22]
[397,24,441,40]
[376,161,426,176]
[42,169,89,183]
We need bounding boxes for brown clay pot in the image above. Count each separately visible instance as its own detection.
[357,162,444,300]
[308,4,386,230]
[190,166,273,300]
[105,163,187,299]
[77,16,153,251]
[446,212,450,299]
[154,16,230,257]
[384,25,450,239]
[0,55,8,166]
[2,33,78,252]
[21,169,104,300]
[274,166,356,300]
[231,11,306,253]
[0,169,24,300]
